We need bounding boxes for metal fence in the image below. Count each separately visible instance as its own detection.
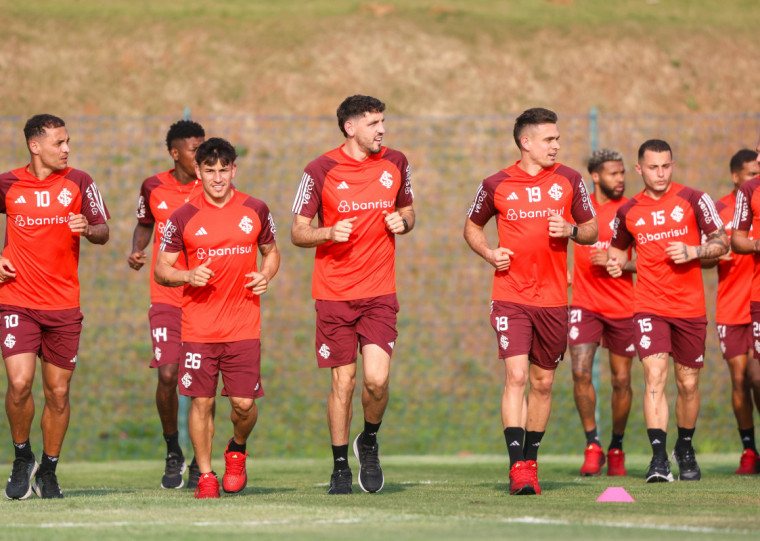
[0,111,758,464]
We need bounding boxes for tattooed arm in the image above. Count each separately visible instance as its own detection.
[664,227,729,264]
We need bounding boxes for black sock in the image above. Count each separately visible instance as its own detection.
[163,432,183,456]
[524,431,545,462]
[647,428,668,459]
[362,420,381,446]
[504,427,525,466]
[332,444,349,471]
[585,428,600,446]
[13,440,33,460]
[227,438,246,453]
[39,453,58,474]
[739,427,756,451]
[676,426,695,453]
[608,432,624,451]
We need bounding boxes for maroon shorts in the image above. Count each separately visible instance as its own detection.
[314,294,399,368]
[716,323,752,360]
[568,306,636,357]
[148,303,182,368]
[178,340,264,399]
[633,313,706,368]
[490,301,567,370]
[0,305,83,370]
[750,302,760,360]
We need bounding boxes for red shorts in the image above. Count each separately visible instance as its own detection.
[148,303,182,368]
[0,305,83,371]
[716,322,752,360]
[568,306,636,357]
[178,340,264,399]
[633,313,706,368]
[490,301,567,370]
[314,294,399,368]
[750,302,760,360]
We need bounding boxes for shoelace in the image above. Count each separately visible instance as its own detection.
[361,444,380,471]
[165,455,183,476]
[10,457,31,483]
[225,452,246,475]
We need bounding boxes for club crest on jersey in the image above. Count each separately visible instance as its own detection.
[670,205,684,223]
[239,216,254,234]
[57,188,73,207]
[379,171,394,189]
[548,183,563,201]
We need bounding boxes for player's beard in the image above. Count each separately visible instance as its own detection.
[600,182,624,201]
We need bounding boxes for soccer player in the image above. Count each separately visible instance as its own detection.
[155,137,279,499]
[290,95,415,495]
[464,107,598,495]
[127,120,206,489]
[0,114,110,499]
[607,139,727,483]
[569,149,635,477]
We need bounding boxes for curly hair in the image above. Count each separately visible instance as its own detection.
[195,137,237,166]
[336,95,386,137]
[165,120,205,152]
[23,114,65,142]
[587,148,624,175]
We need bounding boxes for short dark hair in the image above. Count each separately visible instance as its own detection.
[638,139,672,161]
[513,107,557,150]
[587,148,624,175]
[336,95,386,137]
[195,137,237,167]
[24,114,65,142]
[730,149,758,174]
[166,120,205,151]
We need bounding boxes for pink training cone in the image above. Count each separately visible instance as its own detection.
[596,487,635,502]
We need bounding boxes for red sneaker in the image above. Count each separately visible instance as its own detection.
[223,443,248,493]
[580,443,605,476]
[735,449,760,475]
[509,460,536,495]
[524,460,542,495]
[606,448,627,476]
[194,472,220,499]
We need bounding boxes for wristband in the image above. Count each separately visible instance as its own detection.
[402,217,409,233]
[570,224,578,239]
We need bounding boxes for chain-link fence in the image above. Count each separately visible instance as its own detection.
[0,111,758,463]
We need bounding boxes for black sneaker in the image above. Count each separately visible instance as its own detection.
[161,452,186,489]
[672,447,701,481]
[5,455,38,500]
[32,469,63,499]
[327,467,353,495]
[645,455,674,483]
[353,433,384,493]
[187,457,200,489]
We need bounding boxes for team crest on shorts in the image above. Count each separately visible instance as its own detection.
[569,326,579,340]
[720,341,726,354]
[640,335,651,350]
[3,334,15,348]
[155,347,162,361]
[500,335,509,350]
[755,340,760,354]
[181,373,192,389]
[319,343,331,359]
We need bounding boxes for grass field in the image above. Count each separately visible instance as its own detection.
[1,454,758,540]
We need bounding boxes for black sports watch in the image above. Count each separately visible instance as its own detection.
[570,224,579,239]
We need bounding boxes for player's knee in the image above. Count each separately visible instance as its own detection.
[505,367,528,388]
[364,377,389,400]
[158,365,178,388]
[611,371,631,391]
[44,386,70,413]
[231,397,255,415]
[6,376,33,402]
[571,369,592,386]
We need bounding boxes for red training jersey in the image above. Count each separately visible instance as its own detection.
[0,166,110,310]
[291,145,414,301]
[136,170,202,307]
[160,190,276,343]
[610,182,722,318]
[715,192,752,324]
[733,176,760,303]
[467,161,596,307]
[572,194,634,319]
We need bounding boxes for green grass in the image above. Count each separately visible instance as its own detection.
[1,455,758,540]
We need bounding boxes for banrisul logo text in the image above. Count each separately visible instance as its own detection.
[337,198,395,213]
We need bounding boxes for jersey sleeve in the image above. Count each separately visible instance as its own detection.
[68,169,110,224]
[466,174,500,227]
[570,174,596,223]
[610,204,634,250]
[0,172,19,215]
[246,197,276,246]
[687,189,723,236]
[159,208,190,254]
[136,176,158,225]
[734,181,756,232]
[292,160,327,219]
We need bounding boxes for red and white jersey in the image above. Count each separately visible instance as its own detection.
[292,145,414,301]
[160,189,276,343]
[733,176,760,303]
[0,166,110,310]
[136,170,201,307]
[715,192,752,325]
[572,194,634,319]
[610,182,722,318]
[467,161,596,307]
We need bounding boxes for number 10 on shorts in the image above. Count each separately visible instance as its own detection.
[185,352,201,369]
